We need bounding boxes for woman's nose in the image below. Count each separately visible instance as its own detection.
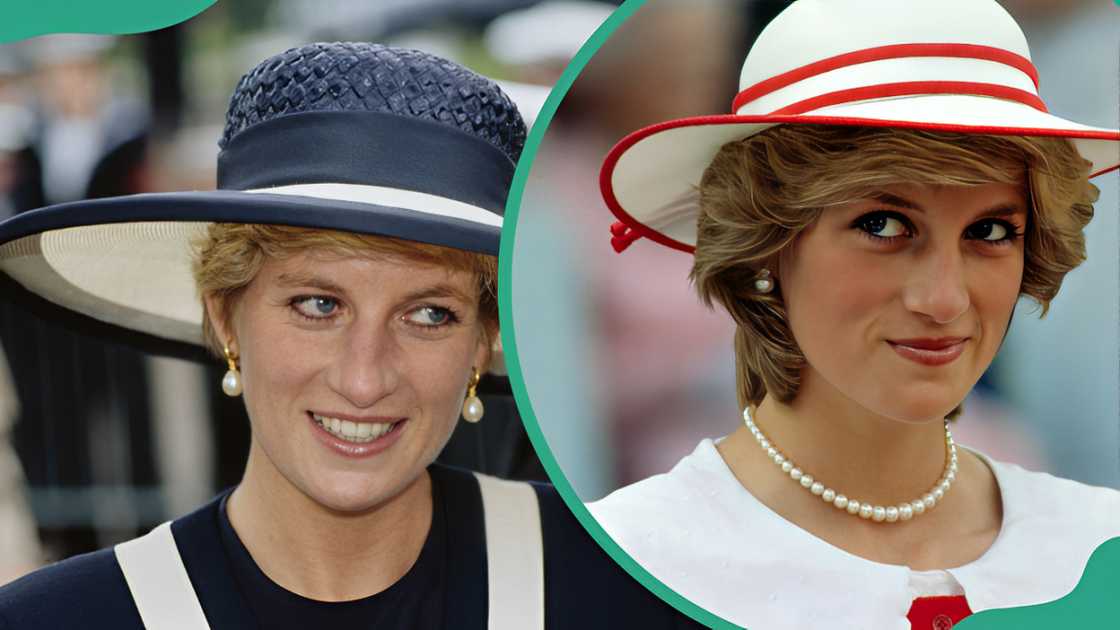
[901,248,971,325]
[326,326,400,409]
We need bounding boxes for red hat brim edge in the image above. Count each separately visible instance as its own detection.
[601,112,1120,255]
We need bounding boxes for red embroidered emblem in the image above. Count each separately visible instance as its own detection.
[906,595,972,630]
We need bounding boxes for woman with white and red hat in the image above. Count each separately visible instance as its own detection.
[590,0,1119,627]
[0,42,696,629]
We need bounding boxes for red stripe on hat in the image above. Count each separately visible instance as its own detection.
[770,81,1048,115]
[732,43,1039,113]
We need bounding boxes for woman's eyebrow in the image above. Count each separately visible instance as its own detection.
[870,192,922,210]
[275,272,348,295]
[868,193,1025,218]
[402,284,474,303]
[274,274,472,302]
[974,203,1026,219]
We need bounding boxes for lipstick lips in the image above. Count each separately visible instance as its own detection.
[887,337,969,366]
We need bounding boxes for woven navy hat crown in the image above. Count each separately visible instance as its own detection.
[220,42,526,164]
[208,41,526,256]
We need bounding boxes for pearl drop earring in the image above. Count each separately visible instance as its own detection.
[462,367,483,423]
[221,346,242,397]
[754,269,774,294]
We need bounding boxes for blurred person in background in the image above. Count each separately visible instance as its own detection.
[588,0,1119,627]
[27,35,148,206]
[0,49,37,221]
[0,42,695,629]
[0,34,162,560]
[0,345,41,585]
[484,0,616,85]
[0,52,45,586]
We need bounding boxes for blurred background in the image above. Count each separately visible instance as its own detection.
[0,0,609,584]
[511,0,1120,501]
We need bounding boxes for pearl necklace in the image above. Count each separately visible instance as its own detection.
[743,407,958,523]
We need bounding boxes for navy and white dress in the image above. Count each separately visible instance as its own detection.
[0,465,699,629]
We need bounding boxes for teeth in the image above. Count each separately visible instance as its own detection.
[313,414,396,443]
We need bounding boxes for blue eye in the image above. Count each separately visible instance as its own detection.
[292,296,338,319]
[405,306,455,327]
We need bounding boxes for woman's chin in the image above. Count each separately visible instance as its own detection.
[301,475,403,514]
[853,372,970,423]
[873,396,964,424]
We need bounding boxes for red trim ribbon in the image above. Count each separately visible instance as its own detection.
[609,221,642,252]
[732,43,1041,113]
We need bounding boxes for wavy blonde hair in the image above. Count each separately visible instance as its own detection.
[691,125,1098,411]
[192,224,498,358]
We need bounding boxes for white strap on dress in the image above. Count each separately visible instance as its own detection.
[474,473,545,630]
[114,475,545,630]
[114,521,211,630]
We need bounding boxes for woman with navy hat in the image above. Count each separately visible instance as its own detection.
[591,0,1119,628]
[0,43,695,629]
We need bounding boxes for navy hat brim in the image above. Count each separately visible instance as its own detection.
[0,188,500,356]
[0,189,502,255]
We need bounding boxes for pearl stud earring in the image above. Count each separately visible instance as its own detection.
[462,367,483,423]
[221,346,242,397]
[754,269,774,294]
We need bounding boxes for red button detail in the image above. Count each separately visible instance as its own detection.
[932,613,954,630]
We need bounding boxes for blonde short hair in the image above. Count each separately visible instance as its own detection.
[192,224,498,358]
[691,125,1098,411]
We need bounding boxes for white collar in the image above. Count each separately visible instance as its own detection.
[588,439,1120,629]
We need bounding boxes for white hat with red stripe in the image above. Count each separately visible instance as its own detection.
[600,0,1120,254]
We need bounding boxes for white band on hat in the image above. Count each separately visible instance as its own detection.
[244,183,503,228]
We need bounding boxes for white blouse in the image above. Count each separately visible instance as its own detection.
[588,439,1120,630]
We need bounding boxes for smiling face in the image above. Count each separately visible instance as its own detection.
[779,182,1027,422]
[208,250,490,513]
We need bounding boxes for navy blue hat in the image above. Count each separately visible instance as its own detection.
[0,43,526,355]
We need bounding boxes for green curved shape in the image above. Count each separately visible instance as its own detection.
[498,0,742,627]
[0,0,216,44]
[957,536,1119,629]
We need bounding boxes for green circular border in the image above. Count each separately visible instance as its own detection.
[0,0,215,44]
[497,1,741,627]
